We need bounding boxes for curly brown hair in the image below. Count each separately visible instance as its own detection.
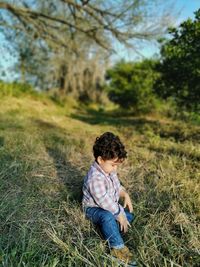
[93,132,127,162]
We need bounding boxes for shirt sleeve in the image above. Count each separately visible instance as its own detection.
[89,174,122,218]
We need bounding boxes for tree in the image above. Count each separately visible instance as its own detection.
[105,59,159,113]
[0,1,172,50]
[154,9,200,112]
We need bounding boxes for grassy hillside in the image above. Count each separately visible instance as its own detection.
[0,93,199,267]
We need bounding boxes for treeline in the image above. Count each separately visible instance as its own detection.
[0,0,171,103]
[105,9,200,114]
[1,2,199,114]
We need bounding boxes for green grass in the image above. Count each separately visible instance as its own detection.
[0,93,199,267]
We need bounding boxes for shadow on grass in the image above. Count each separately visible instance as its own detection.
[0,136,4,147]
[70,108,159,128]
[70,108,200,142]
[0,115,24,131]
[33,119,59,130]
[33,118,83,204]
[46,146,83,203]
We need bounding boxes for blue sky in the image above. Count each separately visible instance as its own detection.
[176,0,199,21]
[0,0,199,81]
[113,0,200,61]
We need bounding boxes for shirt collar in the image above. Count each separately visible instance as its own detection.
[92,161,110,177]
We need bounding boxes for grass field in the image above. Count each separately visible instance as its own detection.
[0,93,199,267]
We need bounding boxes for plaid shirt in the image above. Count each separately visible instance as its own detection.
[82,161,125,218]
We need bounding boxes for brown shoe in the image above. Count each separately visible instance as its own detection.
[110,246,137,266]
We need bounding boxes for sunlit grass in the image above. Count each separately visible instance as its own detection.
[0,94,199,266]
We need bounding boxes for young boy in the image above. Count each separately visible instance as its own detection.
[82,132,136,266]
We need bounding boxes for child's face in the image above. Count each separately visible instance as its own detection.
[97,157,122,174]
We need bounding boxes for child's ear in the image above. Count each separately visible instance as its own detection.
[97,156,103,165]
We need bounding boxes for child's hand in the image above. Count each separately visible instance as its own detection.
[123,192,133,213]
[117,213,130,233]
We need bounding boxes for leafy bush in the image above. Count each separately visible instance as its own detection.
[105,59,159,113]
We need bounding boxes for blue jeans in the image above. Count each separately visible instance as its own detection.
[85,207,134,249]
